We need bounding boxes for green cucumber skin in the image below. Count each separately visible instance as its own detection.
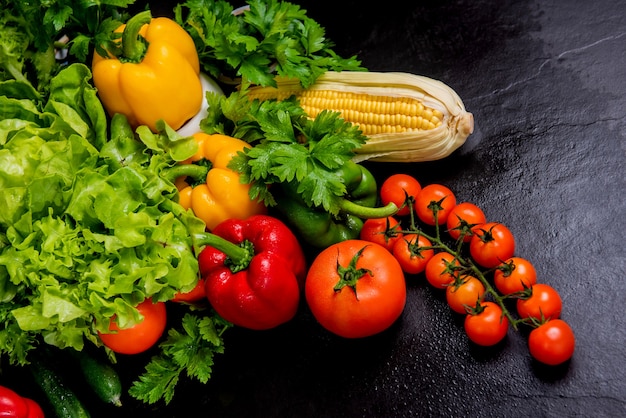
[30,359,91,418]
[75,350,123,407]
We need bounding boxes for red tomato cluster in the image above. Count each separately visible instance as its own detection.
[358,173,576,366]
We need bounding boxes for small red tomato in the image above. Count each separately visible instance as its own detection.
[469,222,515,268]
[464,301,509,346]
[392,233,434,275]
[446,202,486,242]
[446,275,486,314]
[424,251,461,289]
[516,283,562,321]
[380,174,422,216]
[529,319,575,365]
[359,216,403,252]
[414,183,457,226]
[494,257,537,295]
[99,299,167,354]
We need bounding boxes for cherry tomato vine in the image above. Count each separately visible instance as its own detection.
[374,174,576,365]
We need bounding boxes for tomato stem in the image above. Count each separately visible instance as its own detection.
[192,232,254,273]
[333,245,373,299]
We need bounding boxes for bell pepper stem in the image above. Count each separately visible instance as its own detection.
[162,164,209,184]
[192,232,253,272]
[121,10,152,62]
[338,199,398,219]
[159,199,252,270]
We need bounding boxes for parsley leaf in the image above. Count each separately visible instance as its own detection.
[175,0,365,87]
[129,313,231,405]
[0,0,136,91]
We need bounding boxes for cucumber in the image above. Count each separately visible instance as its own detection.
[73,349,123,407]
[29,357,91,418]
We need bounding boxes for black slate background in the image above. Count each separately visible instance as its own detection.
[3,0,625,417]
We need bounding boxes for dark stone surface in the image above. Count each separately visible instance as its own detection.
[4,1,625,417]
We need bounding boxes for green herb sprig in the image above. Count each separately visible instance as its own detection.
[0,0,137,92]
[175,0,365,88]
[129,313,231,405]
[201,87,369,215]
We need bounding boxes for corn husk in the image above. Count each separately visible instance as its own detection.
[247,71,474,163]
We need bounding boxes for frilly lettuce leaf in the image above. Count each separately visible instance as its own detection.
[0,63,203,365]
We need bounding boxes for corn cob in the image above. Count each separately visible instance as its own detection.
[246,71,474,163]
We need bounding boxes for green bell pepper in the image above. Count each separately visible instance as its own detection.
[274,161,398,248]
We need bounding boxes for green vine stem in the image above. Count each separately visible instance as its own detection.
[398,205,525,330]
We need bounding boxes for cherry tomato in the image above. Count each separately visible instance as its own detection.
[446,275,486,314]
[424,251,461,289]
[528,319,575,365]
[414,183,457,226]
[446,202,486,242]
[464,301,509,346]
[494,257,537,295]
[392,233,434,275]
[99,299,167,354]
[305,240,406,338]
[516,283,562,321]
[380,174,422,216]
[469,222,515,268]
[359,216,403,252]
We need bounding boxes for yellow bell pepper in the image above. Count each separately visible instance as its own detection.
[92,10,203,132]
[175,133,267,230]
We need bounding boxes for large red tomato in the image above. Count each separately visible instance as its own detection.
[305,240,406,338]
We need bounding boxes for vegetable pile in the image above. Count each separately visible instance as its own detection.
[0,0,575,415]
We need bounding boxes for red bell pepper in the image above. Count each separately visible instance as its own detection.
[195,215,306,330]
[0,385,44,418]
